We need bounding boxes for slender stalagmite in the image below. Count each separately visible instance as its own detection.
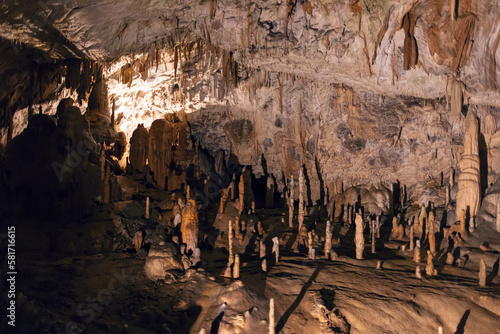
[371,221,376,254]
[414,245,421,263]
[289,177,294,228]
[238,174,245,215]
[418,205,426,235]
[262,259,267,272]
[308,231,313,259]
[228,220,234,266]
[355,213,365,260]
[233,254,240,279]
[269,298,275,334]
[272,237,279,263]
[410,225,414,251]
[186,185,190,200]
[456,112,481,232]
[479,258,486,287]
[145,196,150,219]
[325,221,332,259]
[428,212,436,253]
[298,169,304,232]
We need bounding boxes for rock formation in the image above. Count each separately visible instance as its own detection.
[288,177,294,228]
[324,221,332,259]
[456,112,481,224]
[129,124,149,172]
[355,213,364,260]
[148,119,173,189]
[298,169,304,232]
[425,250,437,277]
[272,237,279,263]
[181,199,199,253]
[233,254,240,279]
[238,173,245,215]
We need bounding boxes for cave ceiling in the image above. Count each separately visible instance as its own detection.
[0,0,499,112]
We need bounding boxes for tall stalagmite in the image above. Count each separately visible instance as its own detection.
[456,112,481,224]
[148,119,173,189]
[298,169,304,232]
[181,199,199,253]
[129,124,149,172]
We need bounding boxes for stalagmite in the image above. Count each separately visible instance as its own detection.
[376,260,382,269]
[269,298,275,334]
[418,206,426,235]
[148,119,173,189]
[414,245,421,263]
[479,258,486,287]
[355,213,365,260]
[181,199,199,253]
[324,221,332,259]
[371,221,376,254]
[298,169,304,232]
[289,177,294,228]
[308,231,314,259]
[230,174,236,200]
[416,266,422,279]
[228,220,234,265]
[272,237,279,263]
[145,196,150,219]
[376,216,380,238]
[426,250,437,276]
[129,124,149,172]
[456,112,481,229]
[103,164,110,204]
[260,240,266,258]
[186,185,190,200]
[262,258,267,272]
[234,217,243,242]
[133,231,143,252]
[391,216,398,239]
[233,254,240,279]
[251,201,255,214]
[410,225,414,251]
[219,188,229,214]
[428,212,436,253]
[238,174,245,215]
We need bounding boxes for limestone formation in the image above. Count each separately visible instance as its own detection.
[233,254,240,279]
[324,221,332,259]
[308,231,314,259]
[230,173,236,200]
[238,174,245,214]
[262,259,267,272]
[428,212,436,253]
[418,206,426,235]
[458,209,467,237]
[425,250,437,277]
[298,169,304,232]
[414,246,421,263]
[446,252,455,265]
[145,196,150,219]
[133,231,143,252]
[129,124,149,172]
[181,199,199,253]
[456,112,481,224]
[479,258,486,287]
[269,298,275,334]
[260,240,266,258]
[410,225,414,251]
[416,266,422,279]
[234,217,244,242]
[148,119,173,189]
[272,237,279,263]
[255,221,264,237]
[289,177,294,228]
[228,220,234,265]
[355,213,364,260]
[251,201,255,214]
[371,221,376,254]
[391,216,398,239]
[376,260,382,270]
[219,188,229,214]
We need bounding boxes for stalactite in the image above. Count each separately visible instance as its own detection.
[402,12,418,70]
